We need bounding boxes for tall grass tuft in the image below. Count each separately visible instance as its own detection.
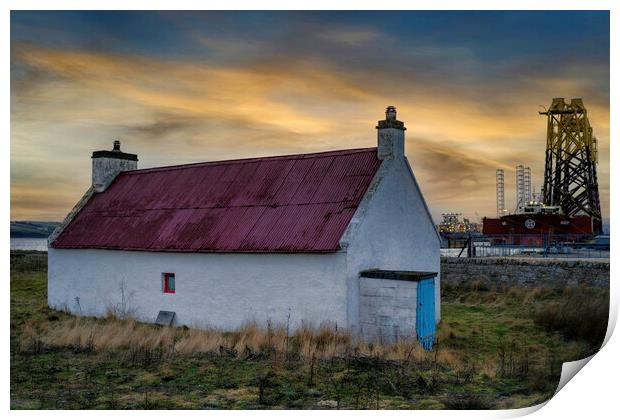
[33,316,448,365]
[17,321,44,354]
[533,286,609,347]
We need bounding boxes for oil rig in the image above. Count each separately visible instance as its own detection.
[541,98,602,233]
[483,98,602,244]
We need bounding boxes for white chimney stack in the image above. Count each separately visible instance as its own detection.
[91,140,138,192]
[376,106,406,160]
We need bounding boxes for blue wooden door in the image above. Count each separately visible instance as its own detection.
[416,278,436,350]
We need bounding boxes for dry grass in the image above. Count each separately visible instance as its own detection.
[30,316,451,365]
[14,264,604,409]
[443,282,564,308]
[17,321,44,354]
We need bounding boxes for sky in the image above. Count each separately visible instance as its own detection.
[10,11,610,225]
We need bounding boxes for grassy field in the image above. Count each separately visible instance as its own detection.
[10,256,608,409]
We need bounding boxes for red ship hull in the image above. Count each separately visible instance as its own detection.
[482,214,593,246]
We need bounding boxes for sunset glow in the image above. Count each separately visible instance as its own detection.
[10,11,610,225]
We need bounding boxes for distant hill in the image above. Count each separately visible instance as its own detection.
[11,221,60,238]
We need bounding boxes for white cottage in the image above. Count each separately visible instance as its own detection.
[48,107,441,346]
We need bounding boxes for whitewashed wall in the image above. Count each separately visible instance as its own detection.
[48,248,348,331]
[342,156,441,339]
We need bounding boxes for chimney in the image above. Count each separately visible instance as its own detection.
[376,106,406,160]
[91,140,138,192]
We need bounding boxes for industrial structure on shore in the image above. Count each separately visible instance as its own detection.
[484,98,603,245]
[495,169,507,218]
[438,213,481,234]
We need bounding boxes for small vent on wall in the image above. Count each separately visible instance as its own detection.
[155,310,176,326]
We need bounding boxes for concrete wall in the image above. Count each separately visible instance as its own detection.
[441,257,609,288]
[359,277,418,342]
[343,156,441,338]
[48,248,348,330]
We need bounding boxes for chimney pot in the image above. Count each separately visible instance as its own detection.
[385,106,397,121]
[113,140,121,151]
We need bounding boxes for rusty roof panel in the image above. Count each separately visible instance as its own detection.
[53,148,381,253]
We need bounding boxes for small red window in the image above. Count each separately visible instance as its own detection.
[162,273,175,294]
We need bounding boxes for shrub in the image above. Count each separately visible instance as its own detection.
[443,393,491,409]
[533,287,609,347]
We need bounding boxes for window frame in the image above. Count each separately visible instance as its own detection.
[162,272,176,294]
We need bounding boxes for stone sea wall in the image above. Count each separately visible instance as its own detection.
[441,257,609,288]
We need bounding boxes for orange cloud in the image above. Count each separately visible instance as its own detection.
[11,43,609,223]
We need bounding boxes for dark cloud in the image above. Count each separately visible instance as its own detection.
[127,113,202,139]
[410,137,500,197]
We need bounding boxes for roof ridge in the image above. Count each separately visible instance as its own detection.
[124,147,377,175]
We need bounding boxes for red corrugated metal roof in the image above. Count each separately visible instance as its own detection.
[52,148,382,253]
